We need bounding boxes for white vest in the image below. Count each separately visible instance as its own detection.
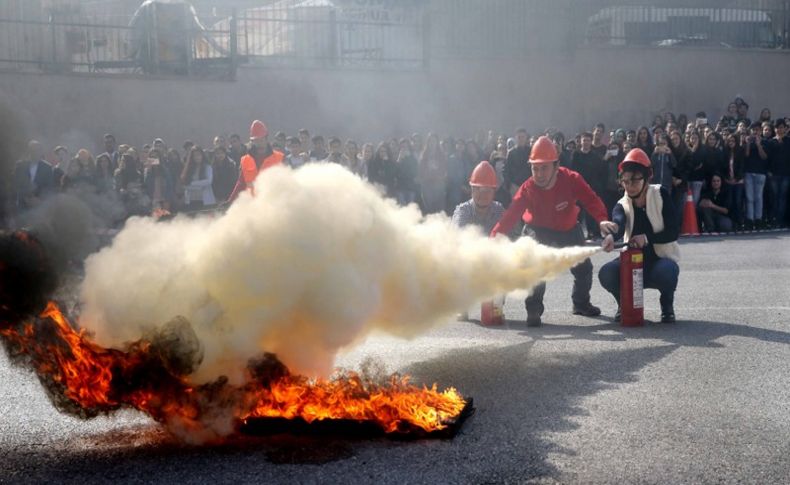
[618,184,681,263]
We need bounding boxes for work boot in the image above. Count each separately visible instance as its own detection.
[572,302,601,317]
[613,307,621,323]
[660,294,675,324]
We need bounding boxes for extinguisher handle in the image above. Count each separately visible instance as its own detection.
[612,242,630,250]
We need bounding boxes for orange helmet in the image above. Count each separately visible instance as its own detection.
[529,136,558,164]
[618,148,651,172]
[250,120,268,140]
[469,161,497,188]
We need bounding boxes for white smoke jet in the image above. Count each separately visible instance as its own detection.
[79,163,597,383]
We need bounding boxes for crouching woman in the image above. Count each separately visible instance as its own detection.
[598,148,681,323]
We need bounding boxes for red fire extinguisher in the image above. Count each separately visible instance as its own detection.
[618,245,644,327]
[481,296,504,325]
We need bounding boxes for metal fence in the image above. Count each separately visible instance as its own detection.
[0,0,789,77]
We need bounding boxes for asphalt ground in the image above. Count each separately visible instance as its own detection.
[2,232,789,484]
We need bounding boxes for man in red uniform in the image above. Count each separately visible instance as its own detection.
[491,136,618,326]
[227,119,285,201]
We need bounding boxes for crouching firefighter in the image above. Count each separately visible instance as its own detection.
[227,119,285,202]
[490,136,618,327]
[598,148,680,323]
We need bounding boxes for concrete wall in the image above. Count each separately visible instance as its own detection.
[1,46,789,154]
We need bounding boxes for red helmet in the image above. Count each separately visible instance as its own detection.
[469,161,497,187]
[618,148,651,172]
[250,120,268,140]
[529,136,558,164]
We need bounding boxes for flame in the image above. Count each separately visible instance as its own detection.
[1,302,466,437]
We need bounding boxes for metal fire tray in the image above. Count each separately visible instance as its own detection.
[239,397,475,440]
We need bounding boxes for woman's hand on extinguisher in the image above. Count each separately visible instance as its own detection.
[601,234,615,252]
[629,234,648,248]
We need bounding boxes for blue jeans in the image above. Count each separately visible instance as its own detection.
[598,256,679,312]
[769,175,790,225]
[744,172,766,222]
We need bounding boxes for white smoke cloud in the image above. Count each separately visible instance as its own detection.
[79,163,597,383]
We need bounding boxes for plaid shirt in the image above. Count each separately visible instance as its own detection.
[452,199,505,235]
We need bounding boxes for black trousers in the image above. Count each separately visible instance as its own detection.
[523,223,593,316]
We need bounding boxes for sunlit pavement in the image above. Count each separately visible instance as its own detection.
[2,232,789,484]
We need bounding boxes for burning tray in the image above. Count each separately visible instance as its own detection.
[239,397,475,440]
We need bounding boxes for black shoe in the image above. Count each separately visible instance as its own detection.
[526,314,542,327]
[572,302,601,317]
[660,312,676,323]
[613,307,621,323]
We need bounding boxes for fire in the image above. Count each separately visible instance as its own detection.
[1,302,467,438]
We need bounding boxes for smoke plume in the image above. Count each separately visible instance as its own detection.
[79,164,596,383]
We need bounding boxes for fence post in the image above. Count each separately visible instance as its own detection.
[49,13,57,68]
[328,9,338,67]
[422,8,431,69]
[230,8,238,79]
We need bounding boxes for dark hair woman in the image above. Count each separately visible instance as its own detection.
[722,133,746,229]
[418,133,447,214]
[635,125,654,156]
[367,142,397,198]
[180,146,215,211]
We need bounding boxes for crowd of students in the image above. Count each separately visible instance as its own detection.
[10,96,790,233]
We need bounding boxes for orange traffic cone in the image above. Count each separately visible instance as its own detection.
[681,188,700,236]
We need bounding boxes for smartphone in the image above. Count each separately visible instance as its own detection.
[607,149,618,157]
[696,118,708,126]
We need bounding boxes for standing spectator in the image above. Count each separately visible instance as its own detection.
[504,128,531,199]
[273,131,287,152]
[743,122,770,230]
[668,131,691,223]
[286,137,309,169]
[701,131,726,181]
[94,153,115,194]
[181,146,215,211]
[228,133,246,163]
[310,135,328,162]
[768,119,790,228]
[591,123,607,159]
[396,138,420,206]
[211,145,238,203]
[626,130,637,146]
[722,133,746,230]
[635,126,654,156]
[602,141,624,215]
[572,132,606,239]
[164,148,184,211]
[298,129,311,154]
[676,114,689,133]
[490,140,510,206]
[698,173,733,233]
[13,140,55,212]
[75,149,97,179]
[114,152,146,216]
[367,142,397,198]
[411,133,425,157]
[358,142,374,179]
[213,135,228,151]
[144,150,173,212]
[418,133,446,213]
[181,141,194,161]
[52,145,69,182]
[104,133,119,170]
[722,102,739,131]
[445,138,467,213]
[650,133,677,193]
[759,108,772,124]
[324,137,344,164]
[60,157,93,192]
[686,130,706,205]
[343,139,365,177]
[736,100,751,126]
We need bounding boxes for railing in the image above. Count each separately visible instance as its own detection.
[1,0,789,77]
